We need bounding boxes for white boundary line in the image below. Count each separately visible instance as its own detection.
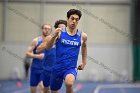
[94,84,140,93]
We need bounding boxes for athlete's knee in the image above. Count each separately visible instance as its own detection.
[44,87,50,93]
[51,90,59,93]
[30,87,37,93]
[65,74,75,88]
[44,89,50,93]
[65,81,74,88]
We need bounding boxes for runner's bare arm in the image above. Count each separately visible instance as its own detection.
[78,32,87,70]
[46,28,62,50]
[26,38,44,59]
